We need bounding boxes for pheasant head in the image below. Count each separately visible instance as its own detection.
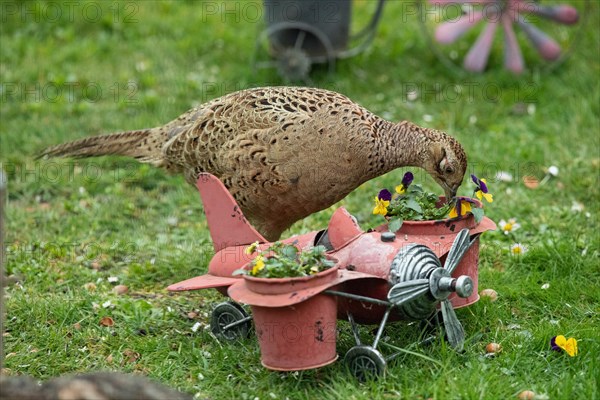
[420,128,467,200]
[382,121,467,200]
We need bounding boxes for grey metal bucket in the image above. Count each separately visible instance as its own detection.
[263,0,351,57]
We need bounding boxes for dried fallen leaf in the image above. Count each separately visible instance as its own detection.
[122,349,141,364]
[99,316,114,327]
[518,390,536,400]
[113,285,129,295]
[83,282,97,291]
[480,289,498,302]
[73,322,82,330]
[486,342,502,354]
[523,176,539,189]
[187,311,198,319]
[106,354,114,364]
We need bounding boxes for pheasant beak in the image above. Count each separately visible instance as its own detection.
[444,185,457,202]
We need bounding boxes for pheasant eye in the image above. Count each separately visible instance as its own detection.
[445,166,454,174]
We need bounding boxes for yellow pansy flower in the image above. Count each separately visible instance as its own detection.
[373,189,392,216]
[472,175,493,203]
[251,255,265,275]
[245,241,259,255]
[551,335,578,357]
[449,199,472,218]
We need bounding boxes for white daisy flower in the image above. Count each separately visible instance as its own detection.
[495,171,513,182]
[548,165,559,176]
[510,243,528,256]
[498,218,521,235]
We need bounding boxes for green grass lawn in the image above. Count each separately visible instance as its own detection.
[1,1,599,399]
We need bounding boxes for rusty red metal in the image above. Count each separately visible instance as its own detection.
[305,207,494,323]
[169,174,496,305]
[228,267,387,371]
[228,269,384,308]
[251,294,338,371]
[167,173,497,372]
[168,174,495,302]
[195,173,267,252]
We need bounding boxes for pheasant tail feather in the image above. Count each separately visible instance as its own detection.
[37,129,166,167]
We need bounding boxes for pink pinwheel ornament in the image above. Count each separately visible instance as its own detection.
[430,0,580,73]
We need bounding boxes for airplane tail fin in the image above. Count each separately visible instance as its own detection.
[196,173,266,252]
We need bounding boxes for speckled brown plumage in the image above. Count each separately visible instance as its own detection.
[41,87,467,241]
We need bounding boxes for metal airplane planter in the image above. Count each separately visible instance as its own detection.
[168,173,496,379]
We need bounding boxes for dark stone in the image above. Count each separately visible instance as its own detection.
[0,372,193,400]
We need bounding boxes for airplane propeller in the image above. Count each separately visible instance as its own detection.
[387,229,475,351]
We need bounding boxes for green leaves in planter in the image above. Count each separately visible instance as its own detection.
[236,242,335,278]
[386,184,451,221]
[471,207,485,223]
[388,218,403,232]
[373,171,492,227]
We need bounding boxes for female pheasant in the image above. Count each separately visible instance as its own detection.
[40,87,467,241]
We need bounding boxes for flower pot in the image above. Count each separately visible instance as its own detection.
[387,196,480,236]
[243,264,339,295]
[243,267,339,371]
[251,294,338,371]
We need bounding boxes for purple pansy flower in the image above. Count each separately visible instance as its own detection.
[471,174,489,193]
[550,336,561,352]
[402,172,414,187]
[450,196,477,218]
[378,189,392,201]
[471,173,493,203]
[396,171,414,195]
[549,335,578,356]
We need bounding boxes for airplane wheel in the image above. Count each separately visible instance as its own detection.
[344,345,386,381]
[253,21,336,82]
[210,301,251,342]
